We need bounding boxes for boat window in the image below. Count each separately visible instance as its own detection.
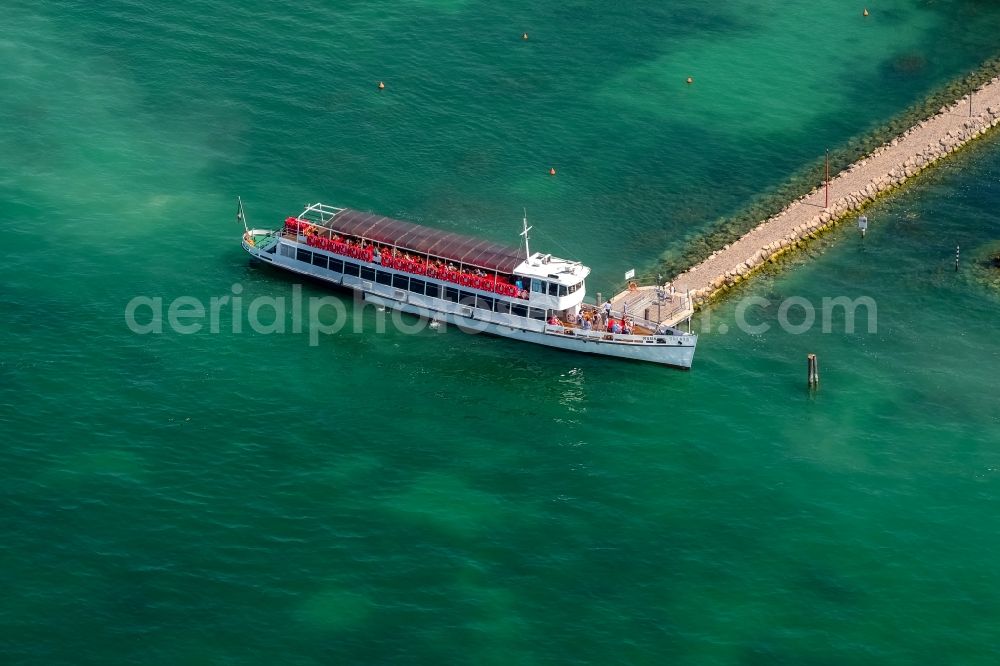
[297,248,312,263]
[495,300,511,314]
[567,280,583,294]
[476,295,494,311]
[344,262,360,277]
[459,291,476,306]
[558,285,568,297]
[531,279,543,293]
[360,266,376,281]
[392,274,408,290]
[425,282,440,299]
[312,253,328,269]
[280,244,294,258]
[548,282,559,297]
[409,278,425,295]
[375,271,392,285]
[512,304,528,318]
[444,287,460,303]
[529,307,547,320]
[329,258,344,273]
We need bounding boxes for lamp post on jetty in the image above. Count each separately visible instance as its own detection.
[656,273,663,322]
[825,149,830,209]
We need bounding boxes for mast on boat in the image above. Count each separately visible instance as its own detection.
[520,208,532,259]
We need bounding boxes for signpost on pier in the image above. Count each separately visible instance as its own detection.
[858,215,868,238]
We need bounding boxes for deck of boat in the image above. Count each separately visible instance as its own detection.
[608,288,694,329]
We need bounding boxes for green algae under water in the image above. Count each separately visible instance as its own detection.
[2,1,1000,663]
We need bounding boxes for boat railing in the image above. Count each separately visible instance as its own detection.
[298,202,346,225]
[544,324,687,345]
[581,305,670,333]
[282,226,531,299]
[243,228,280,251]
[655,293,693,326]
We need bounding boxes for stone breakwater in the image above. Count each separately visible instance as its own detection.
[661,76,1000,311]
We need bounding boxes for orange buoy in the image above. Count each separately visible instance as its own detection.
[686,76,693,84]
[549,167,556,176]
[522,32,529,40]
[377,81,385,90]
[863,8,869,16]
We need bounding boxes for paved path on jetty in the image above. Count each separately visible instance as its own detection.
[613,76,1000,326]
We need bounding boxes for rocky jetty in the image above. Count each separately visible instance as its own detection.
[661,77,1000,308]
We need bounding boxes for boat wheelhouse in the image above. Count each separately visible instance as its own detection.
[241,202,697,368]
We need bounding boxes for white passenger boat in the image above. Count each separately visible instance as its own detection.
[240,201,697,368]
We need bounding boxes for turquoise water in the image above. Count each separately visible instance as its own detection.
[2,1,1000,663]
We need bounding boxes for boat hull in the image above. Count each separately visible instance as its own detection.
[362,292,697,369]
[244,236,697,368]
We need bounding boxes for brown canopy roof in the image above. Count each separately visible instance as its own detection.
[317,209,526,273]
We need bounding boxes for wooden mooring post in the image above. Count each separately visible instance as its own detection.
[807,353,819,387]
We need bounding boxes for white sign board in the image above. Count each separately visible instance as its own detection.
[858,216,868,231]
[624,268,635,280]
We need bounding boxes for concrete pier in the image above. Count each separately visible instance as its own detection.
[616,75,1000,325]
